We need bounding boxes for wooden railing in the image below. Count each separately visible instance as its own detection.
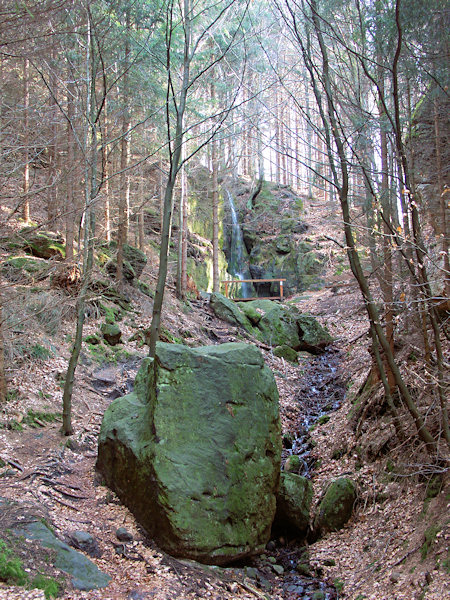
[221,278,286,301]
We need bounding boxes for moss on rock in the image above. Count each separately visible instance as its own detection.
[210,292,252,330]
[273,345,298,363]
[97,343,281,565]
[273,472,313,536]
[100,323,121,346]
[313,477,357,536]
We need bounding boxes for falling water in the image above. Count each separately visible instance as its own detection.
[226,190,254,298]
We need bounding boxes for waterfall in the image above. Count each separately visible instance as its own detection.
[226,190,254,298]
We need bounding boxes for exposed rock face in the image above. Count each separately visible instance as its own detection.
[0,497,110,592]
[313,477,357,537]
[100,323,121,346]
[102,242,147,282]
[210,292,252,329]
[210,297,332,354]
[248,238,324,296]
[273,472,312,536]
[17,228,66,259]
[97,343,282,565]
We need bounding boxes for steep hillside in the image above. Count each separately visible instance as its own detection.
[0,188,448,600]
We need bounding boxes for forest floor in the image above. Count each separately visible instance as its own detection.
[0,195,448,600]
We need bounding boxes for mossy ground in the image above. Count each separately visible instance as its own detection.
[0,530,65,598]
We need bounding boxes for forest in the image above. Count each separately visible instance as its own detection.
[0,0,448,599]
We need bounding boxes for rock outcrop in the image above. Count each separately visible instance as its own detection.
[313,477,357,537]
[273,472,313,536]
[97,342,281,565]
[15,228,66,260]
[210,296,332,354]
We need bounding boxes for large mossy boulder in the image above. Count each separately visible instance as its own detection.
[97,343,282,565]
[100,242,147,281]
[250,301,332,354]
[210,292,252,330]
[273,472,313,536]
[16,228,65,259]
[1,256,51,283]
[313,477,357,537]
[106,258,135,282]
[100,323,121,346]
[123,243,147,278]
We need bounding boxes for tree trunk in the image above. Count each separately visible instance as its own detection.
[148,0,191,356]
[116,9,131,284]
[65,80,75,262]
[103,97,111,242]
[378,62,395,391]
[47,48,59,229]
[212,135,220,292]
[433,98,450,300]
[22,57,30,222]
[138,165,145,251]
[0,275,7,405]
[62,15,98,436]
[176,157,188,299]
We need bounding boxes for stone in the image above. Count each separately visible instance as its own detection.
[237,301,262,325]
[17,228,65,259]
[273,345,298,363]
[210,292,251,330]
[97,343,281,565]
[247,301,331,354]
[296,562,311,576]
[273,472,313,536]
[272,564,284,575]
[106,258,135,282]
[100,323,121,346]
[390,572,401,584]
[116,527,133,542]
[123,243,147,278]
[255,302,302,349]
[17,521,110,591]
[100,241,147,281]
[245,567,259,579]
[295,315,332,353]
[67,530,101,558]
[284,455,301,473]
[313,477,357,536]
[1,256,51,283]
[275,236,291,255]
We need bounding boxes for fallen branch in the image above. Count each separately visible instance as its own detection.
[391,545,422,567]
[239,579,271,600]
[40,489,80,511]
[53,486,88,500]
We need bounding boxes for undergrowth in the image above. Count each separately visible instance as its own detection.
[0,539,59,598]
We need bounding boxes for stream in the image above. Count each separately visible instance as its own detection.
[276,347,348,600]
[283,348,347,476]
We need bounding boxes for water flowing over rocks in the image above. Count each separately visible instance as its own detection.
[96,342,282,565]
